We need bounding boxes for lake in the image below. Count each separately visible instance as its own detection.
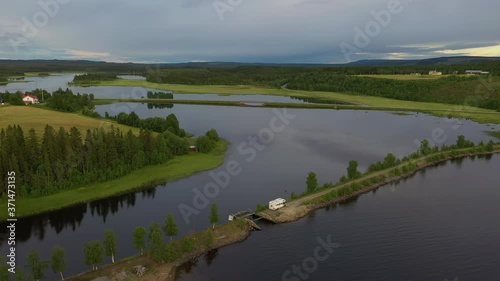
[0,73,311,103]
[176,155,500,281]
[0,76,499,280]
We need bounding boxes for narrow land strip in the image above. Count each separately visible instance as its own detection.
[257,145,500,224]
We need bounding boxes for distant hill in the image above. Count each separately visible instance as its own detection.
[0,56,499,75]
[347,56,500,66]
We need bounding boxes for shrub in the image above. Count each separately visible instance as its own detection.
[205,129,220,142]
[256,204,267,212]
[486,141,495,152]
[196,135,215,153]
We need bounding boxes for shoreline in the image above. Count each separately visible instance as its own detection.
[94,98,500,125]
[64,146,499,281]
[70,79,500,124]
[67,219,255,281]
[0,141,228,222]
[257,147,500,224]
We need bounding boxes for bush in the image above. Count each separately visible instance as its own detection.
[339,175,347,184]
[8,93,24,105]
[205,129,220,142]
[256,204,267,212]
[181,237,194,252]
[486,141,495,152]
[196,135,215,153]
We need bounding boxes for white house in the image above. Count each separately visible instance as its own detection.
[22,94,40,105]
[428,70,442,76]
[269,198,286,210]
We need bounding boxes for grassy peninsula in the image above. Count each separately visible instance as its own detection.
[78,78,500,124]
[0,105,228,221]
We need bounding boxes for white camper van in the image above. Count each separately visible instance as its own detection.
[269,198,286,210]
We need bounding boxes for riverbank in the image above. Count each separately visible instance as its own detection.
[0,140,228,221]
[67,219,254,281]
[79,78,500,124]
[86,79,493,111]
[257,145,500,224]
[94,97,500,124]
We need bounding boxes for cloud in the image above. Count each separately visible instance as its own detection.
[0,0,499,63]
[64,50,111,59]
[436,44,500,57]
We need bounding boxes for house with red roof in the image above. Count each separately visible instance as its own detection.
[22,94,40,105]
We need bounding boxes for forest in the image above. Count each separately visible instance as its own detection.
[0,124,191,198]
[2,58,499,111]
[72,73,118,84]
[105,111,187,137]
[286,74,500,110]
[46,88,96,112]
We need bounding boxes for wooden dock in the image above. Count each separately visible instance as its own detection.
[229,209,262,230]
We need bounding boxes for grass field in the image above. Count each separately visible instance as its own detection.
[24,72,51,77]
[0,140,227,221]
[486,131,500,139]
[87,79,500,124]
[0,105,142,134]
[94,79,490,110]
[357,74,456,80]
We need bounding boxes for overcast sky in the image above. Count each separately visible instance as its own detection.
[0,0,499,63]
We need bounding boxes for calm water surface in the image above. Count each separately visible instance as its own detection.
[0,75,499,280]
[0,73,308,102]
[176,155,500,281]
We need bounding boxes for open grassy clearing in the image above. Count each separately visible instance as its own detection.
[92,79,494,111]
[72,78,500,123]
[0,106,143,134]
[356,74,459,80]
[0,140,227,221]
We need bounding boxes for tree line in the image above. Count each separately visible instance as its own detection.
[46,88,95,112]
[105,111,186,137]
[72,73,117,84]
[0,124,190,198]
[1,205,221,280]
[1,59,499,79]
[296,136,496,200]
[286,74,500,111]
[0,121,222,197]
[0,88,95,111]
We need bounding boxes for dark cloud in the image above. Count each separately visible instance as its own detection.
[0,0,499,62]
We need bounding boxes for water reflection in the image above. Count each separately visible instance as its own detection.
[175,155,500,281]
[0,187,156,244]
[147,103,174,109]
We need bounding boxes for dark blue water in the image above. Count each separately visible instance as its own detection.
[0,73,308,102]
[176,155,500,281]
[0,75,499,280]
